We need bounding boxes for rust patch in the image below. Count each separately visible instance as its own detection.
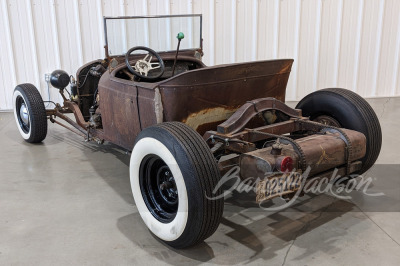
[183,107,237,132]
[196,120,226,136]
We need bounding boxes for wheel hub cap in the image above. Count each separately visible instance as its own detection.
[19,103,29,126]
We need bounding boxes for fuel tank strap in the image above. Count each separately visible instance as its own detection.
[297,120,353,175]
[247,120,355,175]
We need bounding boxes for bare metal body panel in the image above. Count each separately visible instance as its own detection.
[98,57,293,150]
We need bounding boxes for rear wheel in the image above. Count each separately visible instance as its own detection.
[130,122,224,248]
[13,83,47,143]
[296,88,382,174]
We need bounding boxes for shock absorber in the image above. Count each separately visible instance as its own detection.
[70,76,78,101]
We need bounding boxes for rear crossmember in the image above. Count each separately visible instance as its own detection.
[203,98,366,202]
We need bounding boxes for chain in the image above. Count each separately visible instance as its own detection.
[297,120,353,175]
[248,119,354,174]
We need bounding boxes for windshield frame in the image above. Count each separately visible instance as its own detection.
[103,14,203,58]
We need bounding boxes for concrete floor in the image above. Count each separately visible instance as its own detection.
[0,97,399,265]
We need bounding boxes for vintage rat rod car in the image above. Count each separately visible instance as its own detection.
[13,15,381,248]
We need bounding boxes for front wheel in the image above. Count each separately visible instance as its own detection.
[13,83,47,143]
[296,88,382,174]
[130,122,224,248]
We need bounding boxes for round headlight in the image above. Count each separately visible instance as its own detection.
[50,70,70,89]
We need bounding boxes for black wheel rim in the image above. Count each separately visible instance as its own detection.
[139,154,178,223]
[16,96,30,134]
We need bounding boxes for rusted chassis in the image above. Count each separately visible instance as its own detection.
[45,55,366,202]
[46,95,366,185]
[46,100,105,143]
[205,100,366,175]
[202,97,366,201]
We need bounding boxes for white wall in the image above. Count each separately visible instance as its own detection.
[0,0,399,110]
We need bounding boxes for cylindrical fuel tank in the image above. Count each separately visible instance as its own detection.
[295,129,366,175]
[239,128,366,179]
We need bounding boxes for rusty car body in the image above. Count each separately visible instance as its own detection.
[13,14,381,248]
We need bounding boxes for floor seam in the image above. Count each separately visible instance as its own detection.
[281,197,335,266]
[352,203,400,247]
[380,98,391,119]
[350,167,400,248]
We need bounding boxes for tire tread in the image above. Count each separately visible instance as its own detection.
[14,83,47,143]
[296,88,381,174]
[138,122,223,248]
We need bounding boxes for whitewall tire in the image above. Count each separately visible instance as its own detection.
[130,137,189,242]
[129,122,224,248]
[13,84,47,143]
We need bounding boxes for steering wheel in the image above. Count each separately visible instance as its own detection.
[125,46,165,80]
